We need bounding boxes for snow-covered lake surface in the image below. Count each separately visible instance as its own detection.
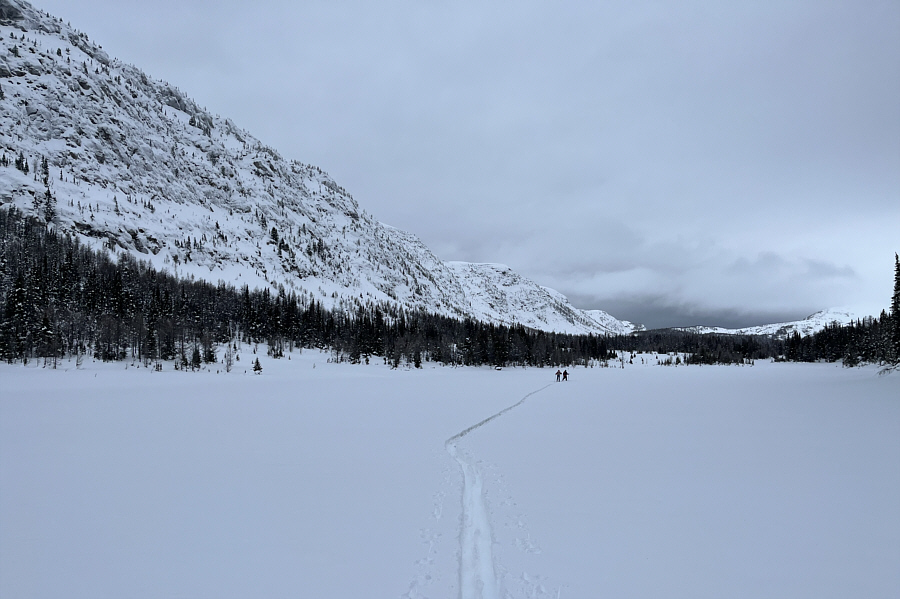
[2,352,898,598]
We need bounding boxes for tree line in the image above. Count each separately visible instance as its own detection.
[0,207,618,369]
[782,312,898,366]
[1,207,897,370]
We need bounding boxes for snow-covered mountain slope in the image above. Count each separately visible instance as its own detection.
[444,262,640,334]
[675,309,859,339]
[0,0,637,335]
[583,309,645,335]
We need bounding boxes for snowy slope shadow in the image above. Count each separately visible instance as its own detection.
[445,383,555,599]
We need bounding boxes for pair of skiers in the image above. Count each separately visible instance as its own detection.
[555,369,568,382]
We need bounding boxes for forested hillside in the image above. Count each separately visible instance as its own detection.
[0,0,634,336]
[0,207,618,368]
[8,208,895,371]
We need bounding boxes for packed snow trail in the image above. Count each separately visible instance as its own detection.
[445,383,555,599]
[446,384,555,445]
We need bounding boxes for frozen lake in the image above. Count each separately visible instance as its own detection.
[2,352,898,598]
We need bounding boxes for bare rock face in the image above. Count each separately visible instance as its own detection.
[0,0,23,24]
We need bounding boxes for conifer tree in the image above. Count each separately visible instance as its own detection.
[892,252,900,364]
[42,188,55,222]
[253,356,262,374]
[201,333,216,363]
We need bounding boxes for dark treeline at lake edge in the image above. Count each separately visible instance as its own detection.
[1,207,898,369]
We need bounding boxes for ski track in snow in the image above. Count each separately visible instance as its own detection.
[444,383,555,599]
[446,384,555,446]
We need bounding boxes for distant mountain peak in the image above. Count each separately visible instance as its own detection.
[675,308,859,339]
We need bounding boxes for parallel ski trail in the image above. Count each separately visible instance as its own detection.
[445,383,554,599]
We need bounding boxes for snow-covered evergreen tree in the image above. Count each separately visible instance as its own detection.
[892,253,900,363]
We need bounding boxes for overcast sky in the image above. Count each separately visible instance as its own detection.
[38,0,900,328]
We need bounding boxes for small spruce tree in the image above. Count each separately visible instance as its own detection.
[253,357,262,374]
[43,188,55,222]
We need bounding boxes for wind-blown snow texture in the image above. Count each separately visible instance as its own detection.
[0,0,641,335]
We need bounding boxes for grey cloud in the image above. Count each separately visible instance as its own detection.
[39,0,900,327]
[726,254,858,284]
[570,293,816,331]
[803,259,857,280]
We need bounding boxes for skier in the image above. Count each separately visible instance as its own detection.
[562,369,568,382]
[555,369,562,382]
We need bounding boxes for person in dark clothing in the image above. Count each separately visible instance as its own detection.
[555,369,562,382]
[562,370,568,381]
